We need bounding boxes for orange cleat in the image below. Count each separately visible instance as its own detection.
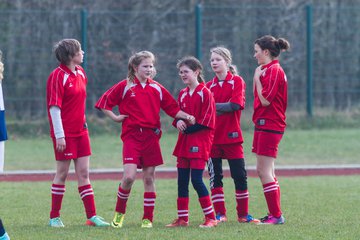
[199,217,217,228]
[238,214,260,224]
[166,218,189,227]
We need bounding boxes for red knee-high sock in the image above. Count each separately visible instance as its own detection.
[274,177,281,207]
[115,186,131,214]
[177,197,189,222]
[211,187,226,216]
[263,182,281,218]
[50,184,65,219]
[236,190,249,218]
[199,196,216,220]
[143,192,156,222]
[78,184,96,219]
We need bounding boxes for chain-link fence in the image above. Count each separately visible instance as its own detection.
[0,4,359,121]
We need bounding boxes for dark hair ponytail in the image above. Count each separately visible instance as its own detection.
[255,35,290,58]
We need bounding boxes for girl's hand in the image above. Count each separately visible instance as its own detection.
[186,115,196,125]
[113,114,128,123]
[253,65,263,81]
[176,119,187,132]
[56,137,66,152]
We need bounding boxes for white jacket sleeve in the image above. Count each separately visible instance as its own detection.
[49,106,65,139]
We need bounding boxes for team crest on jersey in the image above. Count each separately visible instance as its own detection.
[129,87,136,97]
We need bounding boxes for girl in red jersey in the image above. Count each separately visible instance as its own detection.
[206,47,259,224]
[252,35,290,224]
[166,56,217,228]
[46,39,109,227]
[95,51,195,229]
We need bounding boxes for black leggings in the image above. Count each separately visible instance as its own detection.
[208,158,248,191]
[178,168,209,198]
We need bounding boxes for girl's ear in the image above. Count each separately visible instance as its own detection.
[264,49,270,57]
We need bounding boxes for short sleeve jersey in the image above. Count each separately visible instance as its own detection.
[46,64,88,138]
[206,71,246,145]
[253,60,288,132]
[95,77,180,139]
[173,83,216,159]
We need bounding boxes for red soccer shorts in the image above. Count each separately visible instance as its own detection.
[210,142,244,159]
[252,129,283,158]
[177,157,207,170]
[122,128,163,169]
[52,133,91,161]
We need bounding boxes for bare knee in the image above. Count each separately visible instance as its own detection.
[256,166,274,184]
[54,171,68,183]
[143,175,154,187]
[77,168,89,182]
[122,175,136,188]
[256,167,266,181]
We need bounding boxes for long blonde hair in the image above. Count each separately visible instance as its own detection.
[210,46,238,75]
[127,51,156,83]
[0,50,4,82]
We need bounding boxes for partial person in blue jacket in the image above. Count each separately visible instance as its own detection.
[0,50,10,240]
[0,50,8,172]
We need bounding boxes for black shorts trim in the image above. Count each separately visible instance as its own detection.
[254,127,284,135]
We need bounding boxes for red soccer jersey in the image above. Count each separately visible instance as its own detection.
[95,77,180,139]
[46,64,88,138]
[173,83,216,159]
[253,60,288,132]
[206,71,246,145]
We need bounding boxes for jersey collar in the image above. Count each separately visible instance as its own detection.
[213,71,233,83]
[133,77,154,85]
[59,63,80,75]
[261,60,279,70]
[186,82,205,92]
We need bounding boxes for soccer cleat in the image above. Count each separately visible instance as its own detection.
[258,215,285,225]
[215,214,227,223]
[111,212,125,228]
[165,218,189,227]
[141,219,153,228]
[85,215,110,227]
[0,232,10,240]
[49,217,65,227]
[199,217,217,228]
[238,214,260,223]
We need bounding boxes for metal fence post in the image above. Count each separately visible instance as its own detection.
[195,4,202,61]
[306,4,313,117]
[81,9,88,72]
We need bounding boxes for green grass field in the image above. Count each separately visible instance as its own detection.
[0,176,359,239]
[3,128,360,171]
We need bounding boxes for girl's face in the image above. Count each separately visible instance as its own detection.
[178,65,198,86]
[254,44,270,65]
[135,58,154,82]
[210,52,228,74]
[71,49,84,65]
